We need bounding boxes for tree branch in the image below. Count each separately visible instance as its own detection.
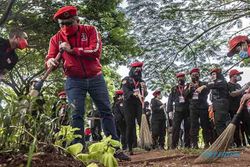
[0,0,16,27]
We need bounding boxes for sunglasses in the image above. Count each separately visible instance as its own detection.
[59,21,74,26]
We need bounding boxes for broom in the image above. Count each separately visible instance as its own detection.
[138,85,152,151]
[29,51,63,97]
[194,102,245,164]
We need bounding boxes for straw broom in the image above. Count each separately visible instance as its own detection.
[194,103,244,164]
[29,51,63,97]
[138,85,152,151]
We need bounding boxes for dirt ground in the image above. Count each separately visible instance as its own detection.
[1,148,250,166]
[119,148,250,167]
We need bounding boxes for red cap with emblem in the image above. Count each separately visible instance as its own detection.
[53,6,77,21]
[176,72,185,78]
[153,90,161,97]
[115,90,124,95]
[190,68,200,74]
[229,69,243,77]
[227,35,249,57]
[58,91,66,97]
[130,61,143,67]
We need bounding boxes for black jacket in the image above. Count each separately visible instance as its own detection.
[0,37,18,72]
[184,81,209,110]
[207,76,229,112]
[207,78,229,102]
[112,100,125,122]
[167,85,189,112]
[122,76,148,101]
[150,98,166,121]
[228,82,242,112]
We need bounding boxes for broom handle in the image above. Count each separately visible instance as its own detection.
[41,50,63,81]
[138,83,145,109]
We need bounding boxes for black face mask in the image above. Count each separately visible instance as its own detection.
[129,67,142,81]
[178,79,185,85]
[191,75,199,82]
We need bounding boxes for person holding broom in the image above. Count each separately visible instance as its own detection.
[151,90,166,150]
[45,5,130,161]
[122,61,147,155]
[0,29,28,80]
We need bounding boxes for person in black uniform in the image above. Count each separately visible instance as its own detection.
[228,69,250,147]
[184,68,210,149]
[144,101,151,129]
[0,29,28,79]
[112,90,127,150]
[196,67,231,137]
[52,91,70,128]
[122,61,147,155]
[151,90,166,150]
[167,72,190,149]
[89,106,103,142]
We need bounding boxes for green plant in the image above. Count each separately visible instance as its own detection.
[54,125,82,148]
[77,136,121,167]
[54,128,121,167]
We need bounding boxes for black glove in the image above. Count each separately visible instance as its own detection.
[33,80,44,91]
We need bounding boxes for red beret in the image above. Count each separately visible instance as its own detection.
[190,68,200,74]
[130,61,143,67]
[58,91,66,97]
[210,68,221,74]
[229,69,243,77]
[176,72,185,78]
[53,6,77,21]
[153,90,161,97]
[115,90,123,95]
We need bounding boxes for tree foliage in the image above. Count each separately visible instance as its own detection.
[0,0,139,99]
[125,0,250,92]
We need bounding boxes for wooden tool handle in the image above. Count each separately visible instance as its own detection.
[41,51,63,81]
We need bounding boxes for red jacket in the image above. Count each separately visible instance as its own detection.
[46,25,102,78]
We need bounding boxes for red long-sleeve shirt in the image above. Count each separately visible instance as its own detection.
[46,24,102,78]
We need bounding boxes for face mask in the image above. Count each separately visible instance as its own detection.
[178,79,185,85]
[134,69,142,76]
[158,94,162,99]
[18,38,28,50]
[191,76,199,82]
[239,50,249,59]
[236,75,242,81]
[61,25,78,36]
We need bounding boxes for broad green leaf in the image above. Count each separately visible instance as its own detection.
[66,143,83,156]
[87,163,99,167]
[100,153,118,167]
[77,153,89,163]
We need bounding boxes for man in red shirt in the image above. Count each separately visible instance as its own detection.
[46,6,130,160]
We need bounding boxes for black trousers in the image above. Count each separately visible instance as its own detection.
[151,119,166,148]
[116,120,127,150]
[171,111,190,149]
[190,107,211,148]
[124,98,142,152]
